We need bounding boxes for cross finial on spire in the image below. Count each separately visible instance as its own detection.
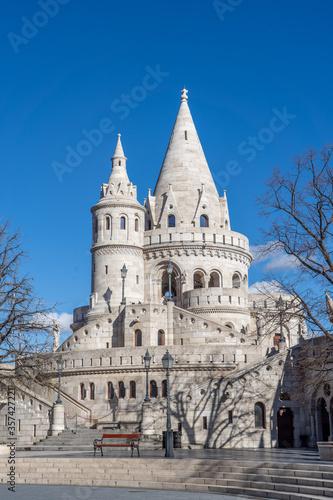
[181,88,188,102]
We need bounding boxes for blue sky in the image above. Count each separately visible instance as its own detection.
[1,0,332,335]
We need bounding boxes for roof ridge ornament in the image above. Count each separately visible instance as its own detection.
[181,88,188,102]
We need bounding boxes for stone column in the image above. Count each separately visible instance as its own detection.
[141,402,155,436]
[167,300,174,345]
[329,411,333,441]
[309,413,317,447]
[51,403,65,436]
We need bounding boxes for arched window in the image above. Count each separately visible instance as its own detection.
[150,380,158,398]
[254,402,265,428]
[158,330,165,346]
[80,383,86,400]
[194,271,205,289]
[120,217,126,230]
[232,273,241,289]
[135,330,142,347]
[108,382,114,399]
[162,380,167,398]
[130,381,136,399]
[200,215,209,227]
[94,218,98,242]
[90,383,95,400]
[208,271,220,287]
[105,216,110,230]
[168,215,175,228]
[135,218,139,232]
[119,381,125,399]
[324,384,331,397]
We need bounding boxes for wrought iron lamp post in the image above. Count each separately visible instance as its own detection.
[167,260,173,302]
[277,295,286,349]
[144,349,151,403]
[120,264,128,305]
[56,354,63,404]
[162,350,174,458]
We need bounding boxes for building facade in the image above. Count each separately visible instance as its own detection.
[2,89,329,449]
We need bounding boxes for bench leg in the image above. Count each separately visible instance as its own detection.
[137,444,140,458]
[131,442,134,457]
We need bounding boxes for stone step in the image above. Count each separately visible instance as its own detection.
[10,468,333,492]
[6,457,333,472]
[7,473,333,500]
[1,456,333,500]
[23,426,152,450]
[196,465,333,480]
[18,468,333,492]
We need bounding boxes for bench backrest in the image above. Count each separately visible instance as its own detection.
[102,433,140,439]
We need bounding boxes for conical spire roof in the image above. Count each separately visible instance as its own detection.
[107,134,130,187]
[153,89,221,228]
[112,133,126,159]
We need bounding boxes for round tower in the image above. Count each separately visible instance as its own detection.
[89,134,145,314]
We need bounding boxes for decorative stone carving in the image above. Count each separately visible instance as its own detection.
[94,246,142,257]
[52,320,60,352]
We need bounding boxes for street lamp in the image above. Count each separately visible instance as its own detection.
[144,349,151,403]
[120,264,128,305]
[167,260,173,302]
[162,350,174,458]
[56,354,63,404]
[277,295,286,348]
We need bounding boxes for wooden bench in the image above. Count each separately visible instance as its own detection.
[93,433,140,457]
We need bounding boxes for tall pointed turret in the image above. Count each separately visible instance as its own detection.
[152,89,223,229]
[89,133,145,315]
[107,134,130,191]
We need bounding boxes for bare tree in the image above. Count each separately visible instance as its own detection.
[256,144,333,340]
[0,220,55,383]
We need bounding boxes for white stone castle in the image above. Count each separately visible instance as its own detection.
[4,89,330,450]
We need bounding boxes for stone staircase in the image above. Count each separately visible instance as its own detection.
[17,426,161,452]
[1,456,333,499]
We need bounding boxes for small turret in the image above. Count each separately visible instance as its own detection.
[99,134,136,199]
[89,135,145,314]
[220,189,231,230]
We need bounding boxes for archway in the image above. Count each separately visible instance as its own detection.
[317,397,330,442]
[161,269,177,299]
[193,271,205,289]
[208,271,221,288]
[277,408,294,448]
[154,260,182,304]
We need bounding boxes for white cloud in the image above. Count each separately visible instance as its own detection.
[47,312,73,334]
[250,242,298,271]
[248,280,283,294]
